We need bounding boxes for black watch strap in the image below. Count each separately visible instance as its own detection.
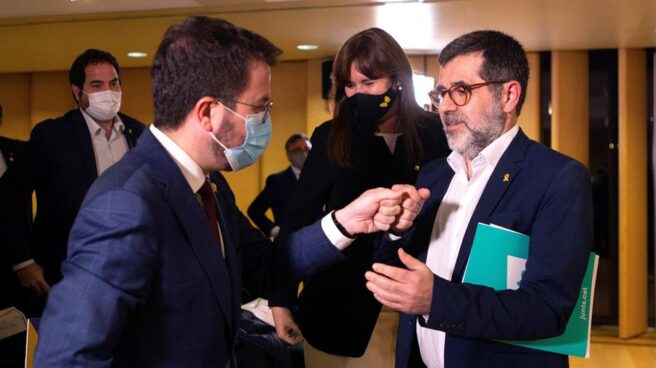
[331,211,356,239]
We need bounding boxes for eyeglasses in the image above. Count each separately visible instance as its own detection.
[231,99,274,115]
[428,81,507,109]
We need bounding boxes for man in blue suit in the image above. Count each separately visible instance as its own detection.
[365,30,592,368]
[247,133,311,238]
[33,16,426,367]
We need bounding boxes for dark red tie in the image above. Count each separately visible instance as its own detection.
[197,180,224,257]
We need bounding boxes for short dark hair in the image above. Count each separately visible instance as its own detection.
[438,30,529,115]
[285,133,309,151]
[69,49,120,89]
[152,16,282,129]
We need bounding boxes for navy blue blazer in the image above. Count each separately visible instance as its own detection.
[0,109,144,287]
[34,129,344,367]
[247,166,297,235]
[384,129,593,368]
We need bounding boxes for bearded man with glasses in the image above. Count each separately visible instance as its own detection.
[365,30,593,368]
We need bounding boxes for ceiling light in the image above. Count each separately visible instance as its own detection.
[376,3,433,50]
[127,52,148,58]
[297,44,318,51]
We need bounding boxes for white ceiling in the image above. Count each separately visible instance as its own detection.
[0,0,655,73]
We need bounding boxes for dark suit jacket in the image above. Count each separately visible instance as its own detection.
[0,135,25,172]
[0,109,144,287]
[0,135,29,309]
[247,166,297,235]
[276,111,450,357]
[384,129,592,368]
[33,129,345,367]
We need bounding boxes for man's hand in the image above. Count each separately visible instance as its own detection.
[334,187,403,235]
[271,307,304,345]
[16,262,50,296]
[365,248,433,315]
[389,184,430,234]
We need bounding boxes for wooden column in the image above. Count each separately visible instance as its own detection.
[551,51,589,167]
[520,52,541,142]
[305,59,331,134]
[618,48,648,338]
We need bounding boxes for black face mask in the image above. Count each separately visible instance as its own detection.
[347,86,398,131]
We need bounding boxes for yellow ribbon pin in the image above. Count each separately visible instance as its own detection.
[503,173,510,182]
[379,95,391,108]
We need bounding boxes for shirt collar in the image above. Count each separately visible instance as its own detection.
[149,125,206,193]
[291,165,301,179]
[80,108,124,137]
[447,125,519,173]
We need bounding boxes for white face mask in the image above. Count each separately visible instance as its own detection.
[82,90,121,121]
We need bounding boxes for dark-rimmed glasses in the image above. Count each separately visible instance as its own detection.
[428,81,507,109]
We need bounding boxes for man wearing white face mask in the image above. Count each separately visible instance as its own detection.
[0,49,145,317]
[248,133,312,239]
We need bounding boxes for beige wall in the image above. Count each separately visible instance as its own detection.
[0,73,31,140]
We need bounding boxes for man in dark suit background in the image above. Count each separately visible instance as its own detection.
[0,102,31,368]
[33,16,426,367]
[0,49,145,316]
[0,104,26,179]
[365,30,592,368]
[248,133,311,238]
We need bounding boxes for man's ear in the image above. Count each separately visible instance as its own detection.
[502,81,522,113]
[195,97,225,132]
[71,84,81,104]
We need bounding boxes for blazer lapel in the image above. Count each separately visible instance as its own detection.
[451,130,530,281]
[412,161,455,263]
[70,109,98,180]
[142,131,235,333]
[120,114,141,148]
[213,187,242,335]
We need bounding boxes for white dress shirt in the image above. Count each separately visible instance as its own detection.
[291,165,301,179]
[81,109,129,176]
[417,126,519,368]
[150,125,226,257]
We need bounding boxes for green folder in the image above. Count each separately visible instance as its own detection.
[462,223,598,358]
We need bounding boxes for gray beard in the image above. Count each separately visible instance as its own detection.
[443,102,506,160]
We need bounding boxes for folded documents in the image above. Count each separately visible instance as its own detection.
[241,298,275,327]
[463,223,598,358]
[0,307,27,340]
